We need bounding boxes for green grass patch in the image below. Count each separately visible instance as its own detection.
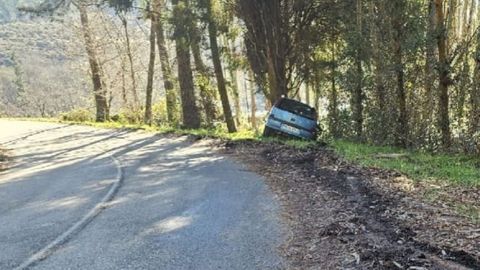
[332,140,480,187]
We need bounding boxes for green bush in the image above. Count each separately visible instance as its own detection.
[152,101,168,125]
[60,108,93,122]
[116,108,144,125]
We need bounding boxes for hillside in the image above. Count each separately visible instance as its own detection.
[0,10,90,117]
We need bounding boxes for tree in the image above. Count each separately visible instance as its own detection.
[152,0,179,124]
[390,0,408,146]
[237,0,331,104]
[204,0,236,132]
[19,0,109,122]
[423,0,437,143]
[471,29,480,136]
[327,38,340,138]
[352,0,364,140]
[190,16,217,126]
[115,10,139,108]
[172,0,201,129]
[434,0,452,148]
[78,2,109,122]
[144,12,156,125]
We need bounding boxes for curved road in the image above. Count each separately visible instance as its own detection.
[0,120,286,270]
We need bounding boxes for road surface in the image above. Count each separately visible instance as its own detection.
[0,120,286,270]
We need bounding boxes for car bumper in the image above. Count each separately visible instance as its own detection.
[265,119,316,140]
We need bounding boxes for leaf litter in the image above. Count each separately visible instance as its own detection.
[223,140,479,270]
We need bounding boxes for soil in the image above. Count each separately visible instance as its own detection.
[222,140,480,270]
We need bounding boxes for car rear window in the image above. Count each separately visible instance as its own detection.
[276,99,317,120]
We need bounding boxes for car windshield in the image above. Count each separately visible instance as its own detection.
[276,99,317,120]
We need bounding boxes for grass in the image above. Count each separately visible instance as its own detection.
[332,140,480,187]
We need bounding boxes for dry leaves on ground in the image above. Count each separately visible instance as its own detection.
[223,140,479,270]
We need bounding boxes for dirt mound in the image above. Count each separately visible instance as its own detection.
[224,140,479,270]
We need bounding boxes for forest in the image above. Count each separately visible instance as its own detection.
[1,1,480,268]
[1,0,480,154]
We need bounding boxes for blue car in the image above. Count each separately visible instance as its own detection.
[263,98,320,140]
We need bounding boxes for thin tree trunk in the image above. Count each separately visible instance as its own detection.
[370,0,387,142]
[229,68,241,126]
[249,71,257,130]
[328,38,339,138]
[206,0,236,132]
[120,14,139,107]
[305,83,310,106]
[435,0,452,148]
[120,55,128,106]
[353,0,364,139]
[144,19,156,125]
[172,0,201,129]
[78,4,108,122]
[314,70,320,112]
[456,0,475,128]
[470,31,480,136]
[153,3,177,124]
[424,0,437,142]
[392,1,408,147]
[191,35,216,126]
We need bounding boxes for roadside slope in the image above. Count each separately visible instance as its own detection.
[227,141,479,270]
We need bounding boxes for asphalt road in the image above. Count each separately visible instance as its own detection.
[0,120,286,270]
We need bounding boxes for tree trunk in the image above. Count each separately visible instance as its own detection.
[191,34,216,126]
[249,71,257,130]
[370,0,387,142]
[353,0,364,139]
[120,14,139,107]
[264,1,288,103]
[205,0,236,132]
[314,70,321,112]
[328,38,339,138]
[456,0,475,128]
[435,0,452,148]
[305,83,310,106]
[144,18,156,125]
[470,31,480,135]
[172,0,201,129]
[153,0,178,124]
[423,0,437,143]
[120,55,128,106]
[392,1,408,147]
[78,4,108,122]
[229,68,242,126]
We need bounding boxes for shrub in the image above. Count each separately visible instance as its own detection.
[116,108,144,125]
[60,108,93,122]
[152,101,168,125]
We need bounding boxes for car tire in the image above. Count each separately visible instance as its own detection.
[263,126,274,137]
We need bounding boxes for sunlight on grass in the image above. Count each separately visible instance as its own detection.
[332,140,480,187]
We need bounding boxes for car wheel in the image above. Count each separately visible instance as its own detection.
[263,126,274,137]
